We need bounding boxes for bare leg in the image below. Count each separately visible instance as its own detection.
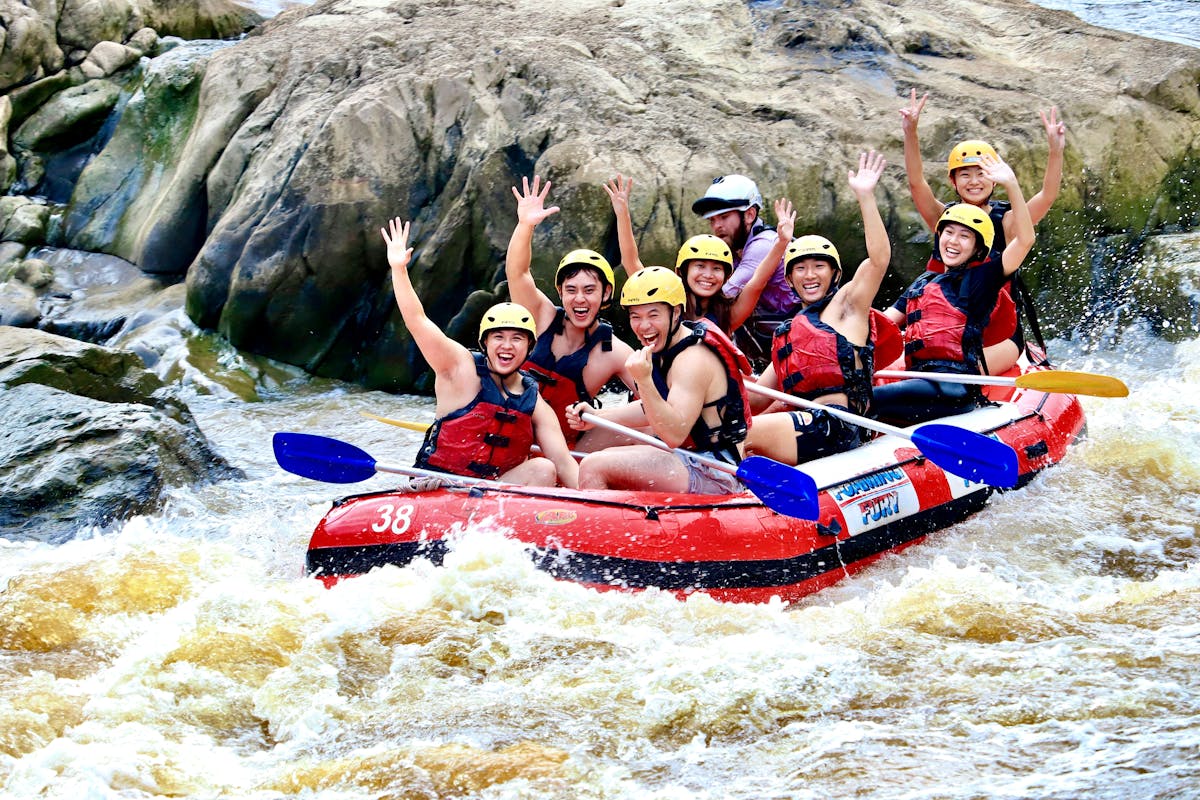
[577,446,690,491]
[984,339,1020,375]
[500,457,558,487]
[744,412,802,465]
[573,423,652,453]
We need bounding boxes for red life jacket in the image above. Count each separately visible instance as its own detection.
[903,269,988,375]
[522,307,613,447]
[870,309,905,369]
[415,353,538,479]
[651,321,752,465]
[771,296,873,414]
[926,201,1017,346]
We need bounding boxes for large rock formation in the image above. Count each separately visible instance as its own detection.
[15,0,1200,390]
[0,325,243,541]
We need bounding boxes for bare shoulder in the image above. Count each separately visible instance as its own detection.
[670,342,724,387]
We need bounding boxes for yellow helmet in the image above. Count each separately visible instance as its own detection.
[785,235,842,273]
[620,266,686,308]
[946,139,999,180]
[555,249,615,292]
[675,234,734,275]
[478,302,537,348]
[937,204,995,253]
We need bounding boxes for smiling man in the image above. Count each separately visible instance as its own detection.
[566,267,753,494]
[381,218,577,488]
[505,176,635,449]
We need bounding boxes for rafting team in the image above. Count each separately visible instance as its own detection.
[380,94,1068,495]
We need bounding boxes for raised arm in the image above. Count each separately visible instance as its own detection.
[981,156,1034,276]
[1023,106,1066,226]
[729,197,795,329]
[603,173,644,277]
[382,218,471,375]
[839,151,891,314]
[504,175,561,326]
[900,89,943,231]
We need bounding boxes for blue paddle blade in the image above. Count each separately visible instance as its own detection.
[736,455,821,520]
[273,432,379,483]
[910,424,1019,488]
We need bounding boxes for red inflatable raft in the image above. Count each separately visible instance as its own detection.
[303,377,1085,603]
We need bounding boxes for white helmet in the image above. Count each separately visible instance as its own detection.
[691,174,764,219]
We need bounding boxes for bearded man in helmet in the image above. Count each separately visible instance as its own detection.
[565,267,753,494]
[382,217,578,488]
[874,152,1036,424]
[505,175,636,450]
[692,173,800,321]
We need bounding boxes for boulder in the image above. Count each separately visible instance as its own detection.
[0,195,51,243]
[55,0,1200,389]
[0,0,65,92]
[126,26,159,56]
[0,96,16,192]
[21,247,181,342]
[12,79,122,151]
[0,280,39,326]
[0,241,29,268]
[81,40,142,78]
[0,326,243,541]
[63,40,232,269]
[57,0,261,52]
[12,256,53,287]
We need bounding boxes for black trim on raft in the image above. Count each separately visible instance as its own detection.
[327,485,764,518]
[306,492,991,591]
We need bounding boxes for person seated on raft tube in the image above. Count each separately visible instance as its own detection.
[896,91,1066,374]
[565,267,753,494]
[381,218,578,488]
[744,150,893,466]
[605,173,796,336]
[504,175,636,451]
[874,153,1036,425]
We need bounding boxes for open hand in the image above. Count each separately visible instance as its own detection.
[978,153,1016,187]
[603,174,633,214]
[380,217,413,271]
[511,175,560,227]
[847,150,886,196]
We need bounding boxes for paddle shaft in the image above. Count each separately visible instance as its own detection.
[579,412,736,476]
[875,369,1021,388]
[746,382,914,440]
[874,368,1129,397]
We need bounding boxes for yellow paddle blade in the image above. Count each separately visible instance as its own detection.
[359,411,431,432]
[1014,370,1129,398]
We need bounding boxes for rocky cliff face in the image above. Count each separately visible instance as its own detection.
[5,0,1200,390]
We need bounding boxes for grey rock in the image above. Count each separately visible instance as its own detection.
[0,326,243,542]
[0,196,52,244]
[0,281,40,326]
[49,0,1200,389]
[0,0,65,92]
[12,79,121,151]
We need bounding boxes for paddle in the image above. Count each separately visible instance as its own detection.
[578,412,819,520]
[874,369,1128,398]
[359,411,431,432]
[359,411,588,460]
[273,431,503,488]
[746,383,1019,488]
